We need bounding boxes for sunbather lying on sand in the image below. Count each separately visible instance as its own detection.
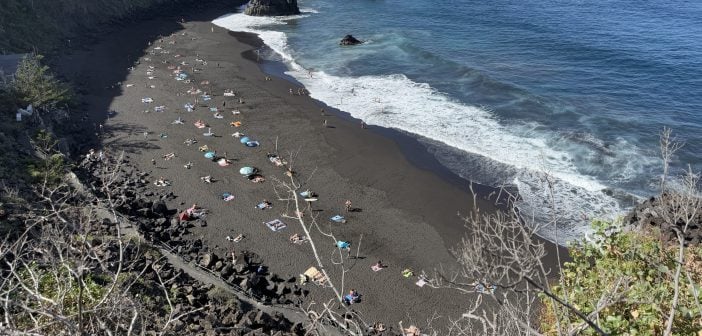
[154,176,170,187]
[184,138,197,146]
[371,322,386,333]
[289,233,308,244]
[403,325,420,336]
[183,203,206,220]
[198,145,209,152]
[183,162,192,169]
[371,261,386,272]
[162,152,175,160]
[200,175,213,183]
[194,120,207,128]
[230,121,242,127]
[249,175,265,183]
[226,234,244,242]
[231,132,244,138]
[213,112,223,119]
[256,200,272,210]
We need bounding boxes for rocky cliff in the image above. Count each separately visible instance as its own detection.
[244,0,300,16]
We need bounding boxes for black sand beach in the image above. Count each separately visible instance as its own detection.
[56,5,559,329]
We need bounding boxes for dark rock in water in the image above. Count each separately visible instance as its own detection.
[340,34,363,46]
[245,0,300,16]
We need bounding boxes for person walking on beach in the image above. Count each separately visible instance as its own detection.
[323,119,328,128]
[361,121,367,129]
[320,108,325,116]
[344,200,352,212]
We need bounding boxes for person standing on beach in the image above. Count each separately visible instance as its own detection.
[345,200,352,212]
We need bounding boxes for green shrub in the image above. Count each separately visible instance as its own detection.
[540,221,702,335]
[12,54,71,110]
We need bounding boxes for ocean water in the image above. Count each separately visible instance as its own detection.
[213,0,702,244]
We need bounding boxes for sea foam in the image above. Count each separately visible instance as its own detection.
[213,12,632,244]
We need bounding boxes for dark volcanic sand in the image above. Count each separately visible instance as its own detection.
[56,6,561,330]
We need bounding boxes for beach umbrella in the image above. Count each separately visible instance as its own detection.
[239,136,251,144]
[204,151,216,159]
[239,166,255,176]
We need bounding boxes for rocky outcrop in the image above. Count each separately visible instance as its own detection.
[340,35,363,46]
[244,0,300,16]
[624,193,702,245]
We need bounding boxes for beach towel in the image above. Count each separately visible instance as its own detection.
[415,279,427,287]
[331,215,346,223]
[203,128,215,137]
[303,267,327,285]
[300,190,313,198]
[265,219,287,232]
[245,141,259,147]
[141,97,153,103]
[209,107,218,112]
[239,167,255,176]
[222,192,235,202]
[402,269,414,278]
[371,265,384,272]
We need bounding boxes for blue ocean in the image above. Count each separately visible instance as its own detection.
[214,0,702,243]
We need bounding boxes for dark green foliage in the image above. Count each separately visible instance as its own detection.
[12,54,71,110]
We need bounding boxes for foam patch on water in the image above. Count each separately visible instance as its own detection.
[213,12,637,244]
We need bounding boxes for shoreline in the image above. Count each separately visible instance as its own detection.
[233,29,568,261]
[55,4,565,329]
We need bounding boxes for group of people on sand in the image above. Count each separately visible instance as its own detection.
[112,28,422,335]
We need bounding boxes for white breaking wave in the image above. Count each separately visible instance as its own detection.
[213,12,631,244]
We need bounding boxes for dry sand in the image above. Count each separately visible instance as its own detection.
[56,5,559,330]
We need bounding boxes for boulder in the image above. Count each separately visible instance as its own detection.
[200,254,214,268]
[152,200,168,216]
[245,0,300,16]
[340,34,363,46]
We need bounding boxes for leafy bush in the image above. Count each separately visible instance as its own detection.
[540,220,702,335]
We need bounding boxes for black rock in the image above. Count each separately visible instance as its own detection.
[340,34,363,46]
[245,0,300,16]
